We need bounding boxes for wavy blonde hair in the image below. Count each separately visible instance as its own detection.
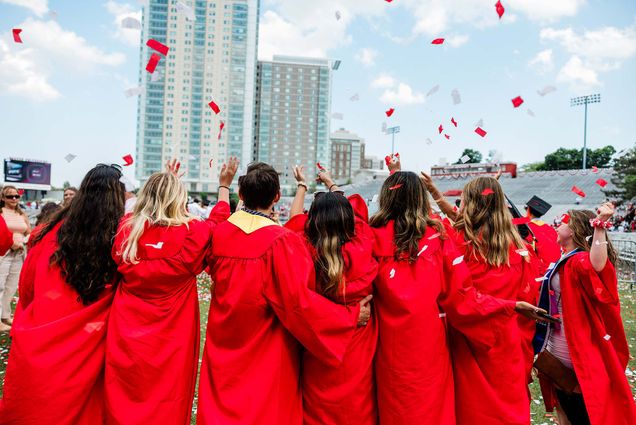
[454,177,527,267]
[119,172,197,264]
[567,209,617,265]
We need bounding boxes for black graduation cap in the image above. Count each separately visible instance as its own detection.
[526,195,551,217]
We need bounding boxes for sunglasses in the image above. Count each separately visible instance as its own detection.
[4,195,20,200]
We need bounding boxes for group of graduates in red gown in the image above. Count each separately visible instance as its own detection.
[0,154,634,425]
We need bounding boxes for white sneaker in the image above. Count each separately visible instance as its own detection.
[0,322,11,332]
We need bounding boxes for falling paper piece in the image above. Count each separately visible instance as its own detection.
[146,39,169,56]
[417,245,428,256]
[176,1,196,21]
[516,249,529,257]
[444,134,451,140]
[426,138,433,145]
[426,85,440,97]
[603,334,611,341]
[535,277,544,282]
[124,86,144,98]
[83,321,105,333]
[349,93,359,101]
[335,10,341,20]
[527,109,535,117]
[146,53,161,73]
[481,188,494,196]
[208,100,221,114]
[596,178,608,188]
[389,184,402,190]
[511,96,524,108]
[332,112,344,120]
[121,17,141,30]
[218,121,225,140]
[451,89,461,105]
[209,159,213,168]
[537,85,557,97]
[438,124,443,134]
[512,217,531,225]
[460,155,470,163]
[475,127,487,137]
[317,162,326,171]
[64,154,76,163]
[571,186,586,197]
[119,175,135,192]
[451,117,458,127]
[371,194,379,203]
[452,255,464,266]
[122,154,134,166]
[561,214,570,224]
[431,38,445,45]
[189,155,196,161]
[495,0,505,19]
[592,166,599,173]
[150,70,163,82]
[475,118,484,127]
[389,268,395,278]
[428,232,441,240]
[12,29,22,43]
[385,108,395,117]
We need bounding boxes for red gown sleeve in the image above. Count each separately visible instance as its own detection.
[207,201,231,226]
[0,215,13,255]
[283,213,308,233]
[263,232,360,366]
[571,254,619,305]
[347,194,369,222]
[437,236,517,350]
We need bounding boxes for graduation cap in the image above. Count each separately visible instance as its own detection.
[526,195,551,217]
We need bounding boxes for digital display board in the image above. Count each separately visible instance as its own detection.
[3,158,52,190]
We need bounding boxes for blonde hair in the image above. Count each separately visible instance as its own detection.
[454,177,527,267]
[567,209,617,265]
[0,186,27,216]
[119,172,197,264]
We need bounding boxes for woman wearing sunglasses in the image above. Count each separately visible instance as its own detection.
[0,186,31,331]
[285,165,377,425]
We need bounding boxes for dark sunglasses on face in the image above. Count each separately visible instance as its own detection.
[4,195,20,200]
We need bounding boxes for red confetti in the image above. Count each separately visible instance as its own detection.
[385,0,393,2]
[146,39,169,56]
[444,134,450,140]
[591,166,598,173]
[571,185,586,197]
[208,100,221,114]
[595,178,608,188]
[385,108,395,117]
[451,117,457,127]
[511,96,524,108]
[431,38,445,45]
[17,189,25,195]
[317,162,326,171]
[389,184,402,190]
[122,154,134,166]
[217,121,225,140]
[384,156,391,167]
[12,28,22,43]
[145,53,161,73]
[475,127,487,137]
[209,159,213,168]
[481,188,494,196]
[495,0,505,19]
[512,217,531,225]
[561,214,570,224]
[438,124,443,134]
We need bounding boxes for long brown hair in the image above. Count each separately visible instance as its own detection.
[370,171,444,262]
[305,192,355,298]
[454,177,526,267]
[0,186,27,216]
[32,165,125,304]
[567,209,617,265]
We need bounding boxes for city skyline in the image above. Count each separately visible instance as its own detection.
[1,0,635,187]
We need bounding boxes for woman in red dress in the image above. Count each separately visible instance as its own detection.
[105,159,237,424]
[285,166,378,425]
[534,204,636,425]
[0,164,125,424]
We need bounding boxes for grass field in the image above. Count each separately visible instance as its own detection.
[1,273,635,424]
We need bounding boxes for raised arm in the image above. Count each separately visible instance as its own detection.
[290,165,308,217]
[420,172,458,221]
[217,156,239,205]
[590,202,614,272]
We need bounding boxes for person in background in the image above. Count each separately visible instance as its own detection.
[525,195,561,276]
[534,205,636,425]
[120,175,137,214]
[62,187,78,207]
[0,186,31,330]
[35,202,62,227]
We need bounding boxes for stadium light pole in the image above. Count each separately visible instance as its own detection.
[387,126,400,154]
[570,93,601,169]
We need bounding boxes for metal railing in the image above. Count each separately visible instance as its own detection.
[613,238,636,291]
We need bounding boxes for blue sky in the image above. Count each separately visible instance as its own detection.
[1,0,635,187]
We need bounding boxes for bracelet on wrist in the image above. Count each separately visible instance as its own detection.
[328,183,338,191]
[219,185,230,191]
[589,218,612,229]
[297,182,308,190]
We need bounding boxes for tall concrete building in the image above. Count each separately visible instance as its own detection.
[253,55,332,195]
[136,0,259,193]
[330,128,363,183]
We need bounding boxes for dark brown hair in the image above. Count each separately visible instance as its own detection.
[567,209,617,265]
[238,162,280,210]
[35,202,62,226]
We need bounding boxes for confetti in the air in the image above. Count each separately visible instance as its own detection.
[475,118,484,128]
[12,29,22,43]
[218,121,225,140]
[511,96,524,108]
[561,214,570,224]
[150,70,163,82]
[592,166,599,173]
[426,85,440,97]
[603,334,611,341]
[460,155,470,163]
[176,1,196,21]
[417,245,428,256]
[389,268,395,278]
[537,85,557,97]
[495,0,505,19]
[208,100,221,114]
[121,17,141,30]
[386,108,395,117]
[444,134,451,140]
[428,232,441,240]
[389,184,403,190]
[335,10,341,20]
[516,249,529,257]
[64,154,76,163]
[451,117,458,127]
[426,138,433,145]
[596,178,608,188]
[438,124,444,134]
[122,154,134,166]
[475,127,487,137]
[451,89,461,105]
[124,86,144,98]
[571,186,586,198]
[452,255,464,266]
[146,39,169,56]
[481,188,494,196]
[349,93,359,101]
[431,38,445,45]
[527,109,535,117]
[145,53,161,73]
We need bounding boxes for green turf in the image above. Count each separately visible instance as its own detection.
[1,273,634,425]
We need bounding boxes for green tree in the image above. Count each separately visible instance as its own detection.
[520,162,544,172]
[587,145,616,168]
[62,181,71,189]
[536,145,616,170]
[455,149,482,164]
[604,144,636,202]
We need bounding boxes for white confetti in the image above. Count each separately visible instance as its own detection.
[452,255,464,266]
[451,89,461,105]
[121,17,141,30]
[151,70,163,82]
[335,10,341,20]
[176,1,196,21]
[516,249,529,257]
[426,84,440,97]
[426,138,433,145]
[460,155,470,164]
[438,313,446,318]
[603,334,611,341]
[417,245,428,256]
[428,232,441,240]
[389,268,395,279]
[537,85,557,97]
[535,277,544,282]
[475,118,484,128]
[64,154,76,163]
[124,86,144,98]
[527,109,535,117]
[371,194,379,203]
[349,93,359,101]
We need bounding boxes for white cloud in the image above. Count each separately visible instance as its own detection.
[508,0,585,22]
[104,1,142,47]
[446,34,470,48]
[380,82,425,106]
[371,73,396,89]
[0,18,125,101]
[557,56,600,89]
[529,48,553,74]
[0,0,48,16]
[355,48,377,67]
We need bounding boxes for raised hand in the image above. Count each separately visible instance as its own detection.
[596,202,614,221]
[219,156,239,187]
[165,159,185,178]
[293,165,306,184]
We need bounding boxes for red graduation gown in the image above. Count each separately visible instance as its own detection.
[447,228,536,425]
[284,194,379,425]
[0,223,115,424]
[0,215,12,255]
[105,202,230,424]
[372,222,518,425]
[539,253,636,425]
[527,219,561,276]
[196,210,360,425]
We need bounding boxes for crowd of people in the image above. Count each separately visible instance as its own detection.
[0,155,633,425]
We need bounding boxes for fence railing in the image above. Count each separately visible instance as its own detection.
[613,238,636,291]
